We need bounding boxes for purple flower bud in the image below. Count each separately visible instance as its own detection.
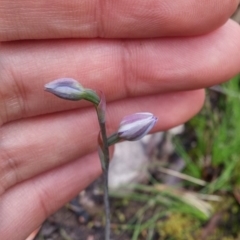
[44,78,85,101]
[117,112,158,141]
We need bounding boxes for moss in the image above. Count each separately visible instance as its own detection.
[157,213,201,240]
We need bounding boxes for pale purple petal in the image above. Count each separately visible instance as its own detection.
[44,78,84,101]
[118,112,158,141]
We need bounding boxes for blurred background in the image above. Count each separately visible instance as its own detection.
[33,6,240,240]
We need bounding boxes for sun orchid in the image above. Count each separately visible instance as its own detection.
[44,78,158,240]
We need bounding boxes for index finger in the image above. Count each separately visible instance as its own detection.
[0,0,238,40]
[0,20,240,125]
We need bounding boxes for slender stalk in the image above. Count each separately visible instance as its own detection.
[89,91,111,240]
[98,121,111,240]
[95,91,111,240]
[103,172,110,240]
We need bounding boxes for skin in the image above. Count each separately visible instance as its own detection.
[0,0,240,239]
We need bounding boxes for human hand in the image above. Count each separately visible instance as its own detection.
[0,1,240,239]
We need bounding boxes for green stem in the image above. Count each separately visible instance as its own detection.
[107,132,121,146]
[96,112,111,240]
[83,89,100,105]
[100,122,111,240]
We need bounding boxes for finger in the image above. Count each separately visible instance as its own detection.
[0,152,101,240]
[0,0,238,40]
[0,20,239,125]
[0,90,205,194]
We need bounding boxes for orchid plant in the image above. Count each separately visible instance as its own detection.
[45,78,157,240]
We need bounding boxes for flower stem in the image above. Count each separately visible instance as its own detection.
[97,113,111,240]
[107,132,121,146]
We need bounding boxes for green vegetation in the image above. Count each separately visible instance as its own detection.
[111,75,240,239]
[178,74,240,194]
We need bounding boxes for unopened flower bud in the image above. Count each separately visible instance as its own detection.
[44,78,85,101]
[117,112,158,141]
